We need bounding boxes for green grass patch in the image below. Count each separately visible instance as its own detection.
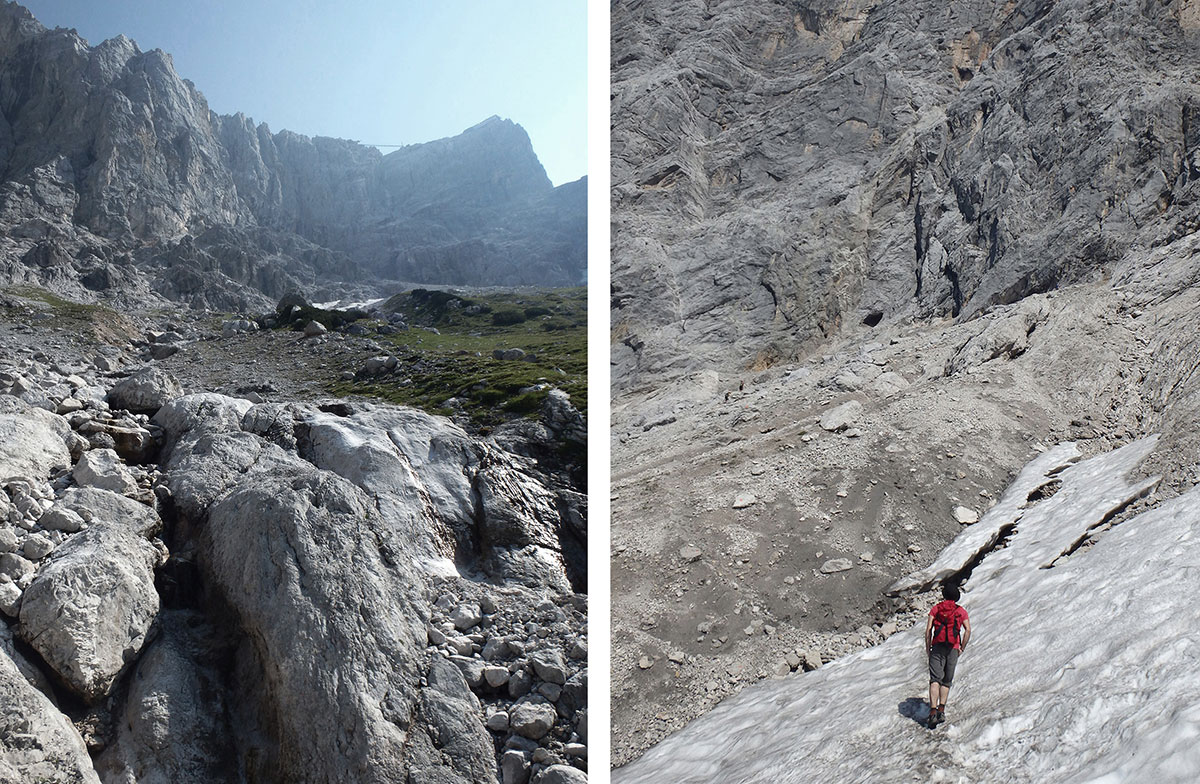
[3,285,138,344]
[329,287,587,429]
[7,285,111,318]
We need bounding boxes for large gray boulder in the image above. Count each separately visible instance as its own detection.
[410,657,501,784]
[94,611,239,784]
[534,766,588,784]
[157,398,430,782]
[58,486,162,537]
[474,453,573,591]
[289,405,481,566]
[259,402,576,589]
[106,367,184,415]
[71,448,139,496]
[0,397,71,483]
[0,628,100,784]
[17,525,164,703]
[201,460,429,782]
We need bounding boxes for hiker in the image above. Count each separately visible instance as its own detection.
[925,583,970,728]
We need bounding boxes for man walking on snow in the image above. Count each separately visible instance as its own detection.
[926,583,970,728]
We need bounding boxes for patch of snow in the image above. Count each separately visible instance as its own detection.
[424,556,459,578]
[313,297,386,311]
[615,436,1200,783]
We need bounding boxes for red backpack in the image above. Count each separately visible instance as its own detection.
[931,601,963,647]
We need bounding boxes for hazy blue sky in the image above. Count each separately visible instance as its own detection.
[18,1,587,186]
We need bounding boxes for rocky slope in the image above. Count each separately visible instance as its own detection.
[0,1,586,311]
[610,0,1200,767]
[0,287,588,782]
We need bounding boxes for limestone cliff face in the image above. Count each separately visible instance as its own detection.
[611,0,1200,388]
[0,2,585,309]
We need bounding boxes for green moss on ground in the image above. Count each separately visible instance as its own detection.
[330,287,587,430]
[4,285,139,344]
[7,285,111,319]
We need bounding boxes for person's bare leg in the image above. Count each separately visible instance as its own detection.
[938,684,950,709]
[929,681,939,711]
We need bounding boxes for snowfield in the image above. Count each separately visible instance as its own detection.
[614,436,1200,783]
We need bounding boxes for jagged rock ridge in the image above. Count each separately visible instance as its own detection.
[0,2,586,310]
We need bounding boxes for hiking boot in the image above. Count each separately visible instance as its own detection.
[927,707,941,728]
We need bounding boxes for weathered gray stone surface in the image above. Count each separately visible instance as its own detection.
[533,765,588,784]
[510,700,558,740]
[612,0,1200,389]
[93,611,240,784]
[106,367,183,415]
[412,657,500,784]
[0,397,71,482]
[0,628,100,784]
[72,448,138,495]
[17,524,163,703]
[58,487,161,537]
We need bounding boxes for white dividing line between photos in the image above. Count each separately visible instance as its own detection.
[585,0,612,779]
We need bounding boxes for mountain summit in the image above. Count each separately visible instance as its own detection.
[0,2,586,309]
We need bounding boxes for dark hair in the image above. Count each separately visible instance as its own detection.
[942,583,961,601]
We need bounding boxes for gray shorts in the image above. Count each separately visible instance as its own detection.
[928,643,960,687]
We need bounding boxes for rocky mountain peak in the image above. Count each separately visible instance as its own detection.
[0,2,585,308]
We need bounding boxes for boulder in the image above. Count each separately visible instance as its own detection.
[0,580,20,616]
[451,603,483,631]
[543,389,586,445]
[0,397,71,483]
[107,366,183,414]
[17,525,163,703]
[483,666,511,688]
[94,611,240,784]
[150,343,180,360]
[0,553,34,583]
[289,405,480,567]
[510,700,557,740]
[156,400,431,783]
[416,657,499,784]
[820,558,854,574]
[502,750,531,784]
[58,487,161,537]
[0,627,100,784]
[530,648,569,685]
[302,320,327,337]
[533,765,588,784]
[72,448,138,495]
[732,492,757,509]
[21,533,54,561]
[37,506,85,533]
[819,400,864,432]
[954,505,980,525]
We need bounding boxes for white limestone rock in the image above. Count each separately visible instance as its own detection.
[72,448,138,496]
[17,525,163,703]
[106,366,183,414]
